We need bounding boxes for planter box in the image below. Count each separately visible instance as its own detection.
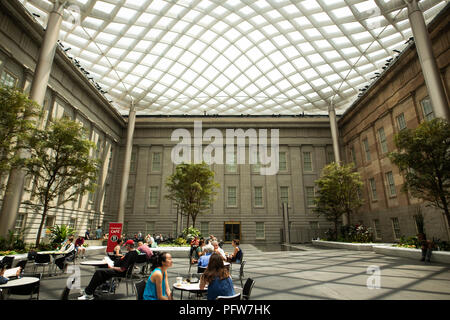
[311,240,393,251]
[373,245,450,264]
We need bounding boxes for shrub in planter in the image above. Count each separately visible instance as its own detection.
[340,224,374,243]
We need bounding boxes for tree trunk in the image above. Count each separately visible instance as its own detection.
[192,214,196,229]
[186,214,190,229]
[334,218,338,241]
[35,202,49,247]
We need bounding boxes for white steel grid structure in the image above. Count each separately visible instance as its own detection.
[18,0,448,116]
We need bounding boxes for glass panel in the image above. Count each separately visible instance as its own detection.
[149,186,159,206]
[280,186,288,204]
[152,153,161,171]
[378,127,388,154]
[254,186,263,207]
[306,187,315,207]
[227,186,237,206]
[396,113,406,130]
[279,152,287,171]
[421,97,434,121]
[303,152,312,172]
[363,139,371,161]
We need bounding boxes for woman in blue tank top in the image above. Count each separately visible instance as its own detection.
[200,253,235,300]
[143,252,173,300]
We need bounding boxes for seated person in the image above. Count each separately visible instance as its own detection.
[143,252,173,300]
[200,253,235,300]
[0,262,21,284]
[111,239,124,261]
[227,239,243,263]
[75,235,86,259]
[191,239,205,264]
[55,236,75,271]
[78,240,138,300]
[137,241,153,259]
[212,241,227,261]
[197,247,213,272]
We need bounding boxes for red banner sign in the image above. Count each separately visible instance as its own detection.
[106,222,123,253]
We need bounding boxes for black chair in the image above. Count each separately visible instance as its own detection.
[135,254,148,276]
[134,279,147,300]
[7,273,42,300]
[2,256,14,269]
[197,266,207,274]
[216,293,241,300]
[242,278,255,300]
[16,260,28,272]
[112,262,136,296]
[33,254,50,276]
[231,260,246,287]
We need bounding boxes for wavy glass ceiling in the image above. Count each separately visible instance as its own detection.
[19,0,447,116]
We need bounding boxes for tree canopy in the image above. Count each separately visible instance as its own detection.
[389,118,450,228]
[314,162,364,239]
[24,118,100,246]
[0,86,40,187]
[166,162,219,228]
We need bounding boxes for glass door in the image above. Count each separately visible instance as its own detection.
[224,222,241,243]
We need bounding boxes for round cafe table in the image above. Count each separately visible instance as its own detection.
[172,282,207,300]
[0,277,39,289]
[0,277,40,300]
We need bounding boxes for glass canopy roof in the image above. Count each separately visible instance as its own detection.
[19,0,447,116]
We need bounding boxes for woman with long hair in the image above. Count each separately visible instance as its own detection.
[143,251,173,300]
[199,253,235,300]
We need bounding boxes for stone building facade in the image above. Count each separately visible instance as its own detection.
[108,117,335,243]
[338,5,450,242]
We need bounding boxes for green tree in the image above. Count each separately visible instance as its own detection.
[389,118,450,228]
[23,118,100,247]
[166,162,219,228]
[314,162,364,240]
[0,86,40,187]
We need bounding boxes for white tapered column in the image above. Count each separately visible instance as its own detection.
[405,0,449,120]
[117,101,136,225]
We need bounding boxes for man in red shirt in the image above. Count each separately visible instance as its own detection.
[75,235,86,259]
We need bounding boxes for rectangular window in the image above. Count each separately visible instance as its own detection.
[254,186,263,207]
[396,113,407,131]
[130,149,137,173]
[200,222,209,237]
[151,152,161,172]
[309,221,319,229]
[279,152,287,171]
[252,151,261,173]
[149,186,159,207]
[306,187,315,207]
[327,151,335,164]
[350,146,357,165]
[303,152,313,172]
[103,184,109,210]
[0,70,18,88]
[68,218,77,230]
[14,214,26,236]
[108,148,114,170]
[146,222,155,235]
[378,127,388,154]
[421,97,434,121]
[126,186,134,207]
[280,186,289,205]
[256,222,265,239]
[391,217,401,239]
[373,219,381,239]
[226,151,237,173]
[386,171,396,196]
[369,178,377,201]
[362,138,371,162]
[227,186,237,206]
